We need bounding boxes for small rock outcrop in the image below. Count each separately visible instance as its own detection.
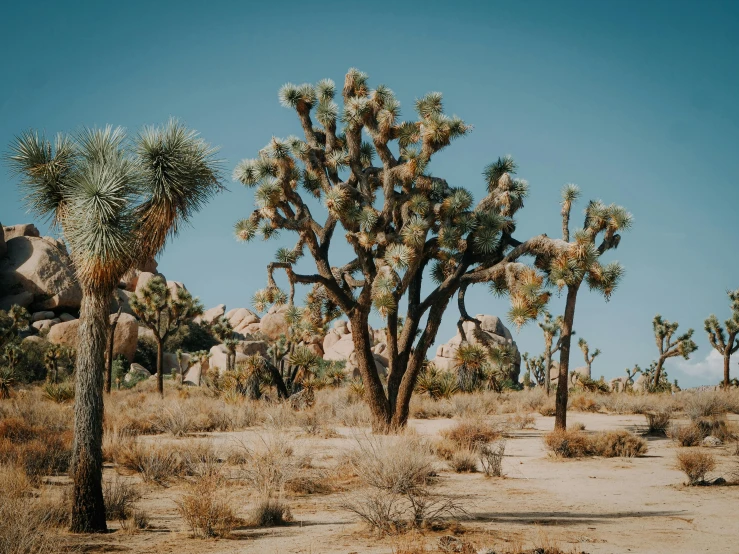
[194,304,226,325]
[259,305,289,340]
[0,235,82,310]
[48,313,138,361]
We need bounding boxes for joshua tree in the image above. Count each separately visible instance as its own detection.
[704,288,739,388]
[485,343,517,392]
[211,317,238,372]
[8,121,222,532]
[514,185,630,429]
[0,305,30,348]
[454,342,486,392]
[537,311,568,396]
[104,303,122,394]
[651,314,697,389]
[233,69,558,430]
[577,338,601,375]
[45,344,67,384]
[131,276,204,396]
[522,352,546,387]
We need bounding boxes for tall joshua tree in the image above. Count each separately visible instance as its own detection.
[705,288,739,388]
[8,121,222,532]
[233,69,559,431]
[577,338,601,375]
[522,352,546,387]
[131,276,204,396]
[651,315,697,389]
[537,311,567,396]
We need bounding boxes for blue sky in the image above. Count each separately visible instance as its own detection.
[1,0,738,386]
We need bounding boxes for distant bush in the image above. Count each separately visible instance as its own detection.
[250,498,293,527]
[667,422,703,447]
[441,419,501,450]
[449,450,478,473]
[645,412,671,435]
[544,429,647,458]
[479,440,506,477]
[676,451,716,485]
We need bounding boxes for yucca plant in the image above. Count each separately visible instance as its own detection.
[0,367,14,399]
[130,275,204,396]
[704,288,739,388]
[7,120,223,532]
[577,338,601,376]
[234,69,628,431]
[454,343,486,392]
[651,315,697,389]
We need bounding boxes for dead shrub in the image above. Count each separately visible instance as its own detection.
[441,419,500,450]
[676,451,716,485]
[0,495,56,554]
[0,418,38,443]
[537,401,556,417]
[684,392,728,421]
[114,440,186,486]
[449,450,477,473]
[667,422,703,447]
[120,509,149,534]
[479,440,506,477]
[104,477,141,521]
[570,421,586,431]
[543,429,593,458]
[433,438,459,462]
[569,394,598,412]
[176,475,238,538]
[506,413,536,430]
[237,436,303,497]
[592,431,648,458]
[645,411,671,435]
[250,497,293,527]
[695,416,737,442]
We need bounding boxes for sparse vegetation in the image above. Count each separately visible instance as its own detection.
[676,451,716,485]
[544,429,647,458]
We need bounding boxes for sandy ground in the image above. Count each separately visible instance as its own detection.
[59,413,739,554]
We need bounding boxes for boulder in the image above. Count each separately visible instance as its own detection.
[48,312,138,361]
[120,258,159,292]
[633,374,649,392]
[324,334,355,361]
[0,291,34,311]
[323,331,341,352]
[167,280,186,300]
[333,320,349,335]
[32,311,55,322]
[236,340,269,357]
[183,363,202,386]
[134,272,163,297]
[59,313,76,322]
[22,335,47,346]
[570,366,591,385]
[32,319,56,332]
[227,307,260,328]
[125,363,151,383]
[208,344,253,374]
[702,436,722,447]
[112,288,135,316]
[432,314,521,382]
[195,304,226,325]
[306,343,323,357]
[0,236,82,310]
[259,305,289,340]
[2,224,40,241]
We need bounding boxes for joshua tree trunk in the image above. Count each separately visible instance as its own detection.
[350,311,391,431]
[555,284,579,430]
[104,307,122,394]
[544,345,552,397]
[723,351,731,388]
[653,358,665,389]
[70,293,108,533]
[156,338,164,397]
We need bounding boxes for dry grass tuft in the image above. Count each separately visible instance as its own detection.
[544,429,646,458]
[104,477,141,521]
[676,450,716,485]
[176,474,238,538]
[441,419,501,450]
[645,412,671,435]
[250,498,293,527]
[449,450,478,473]
[479,440,506,477]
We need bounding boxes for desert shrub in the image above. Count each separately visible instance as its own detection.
[645,411,671,435]
[164,321,218,353]
[543,429,593,458]
[251,498,293,527]
[177,475,237,538]
[667,422,703,447]
[0,418,38,443]
[591,431,648,458]
[120,509,149,534]
[545,429,646,458]
[684,392,728,421]
[154,403,193,436]
[298,410,338,438]
[238,436,303,497]
[0,495,56,554]
[569,394,599,412]
[479,440,506,477]
[104,477,141,521]
[449,450,477,473]
[570,421,586,431]
[14,339,49,383]
[411,396,455,419]
[0,433,73,485]
[695,416,737,442]
[537,400,556,417]
[450,393,499,417]
[433,438,459,462]
[115,440,186,486]
[506,413,536,430]
[41,382,74,403]
[342,436,461,533]
[441,419,501,450]
[676,451,716,485]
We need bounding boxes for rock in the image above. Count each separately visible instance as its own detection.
[32,319,55,331]
[32,311,55,322]
[0,236,82,310]
[236,340,269,357]
[323,331,341,352]
[228,307,260,328]
[2,224,40,241]
[259,304,289,340]
[702,436,722,447]
[633,374,649,392]
[48,313,138,361]
[333,320,349,334]
[120,258,159,291]
[306,343,323,357]
[125,363,151,383]
[59,313,76,322]
[183,363,202,386]
[242,322,261,335]
[167,280,186,300]
[208,344,252,374]
[195,304,226,325]
[570,366,591,385]
[134,272,164,297]
[324,334,355,361]
[432,314,521,382]
[0,291,34,311]
[112,288,135,316]
[22,335,47,346]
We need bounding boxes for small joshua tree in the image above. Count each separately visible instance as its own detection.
[537,312,564,396]
[130,276,204,396]
[45,344,70,384]
[211,317,238,372]
[704,288,739,388]
[577,338,601,375]
[189,350,211,386]
[0,305,30,348]
[522,352,546,387]
[651,314,697,389]
[454,343,486,392]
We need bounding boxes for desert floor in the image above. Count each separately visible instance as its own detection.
[54,411,739,554]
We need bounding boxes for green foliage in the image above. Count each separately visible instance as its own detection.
[133,336,158,372]
[164,321,218,353]
[130,276,204,342]
[111,355,128,387]
[43,382,75,403]
[415,364,459,399]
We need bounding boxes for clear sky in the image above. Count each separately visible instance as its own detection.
[1,0,738,387]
